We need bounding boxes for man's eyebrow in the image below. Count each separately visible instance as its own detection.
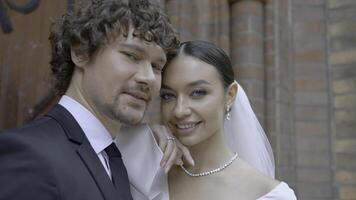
[120,43,166,64]
[161,80,211,90]
[120,43,146,54]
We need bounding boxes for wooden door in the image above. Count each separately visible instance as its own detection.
[0,0,84,129]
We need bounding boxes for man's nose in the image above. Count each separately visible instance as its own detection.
[135,62,156,85]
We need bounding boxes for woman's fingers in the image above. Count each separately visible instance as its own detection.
[158,136,168,154]
[149,124,194,172]
[178,143,195,166]
[161,137,175,168]
[164,142,178,173]
[150,124,168,153]
[174,150,184,166]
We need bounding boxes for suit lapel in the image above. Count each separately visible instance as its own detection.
[46,104,118,200]
[77,141,118,200]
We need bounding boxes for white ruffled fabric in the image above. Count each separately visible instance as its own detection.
[116,124,167,200]
[257,182,297,200]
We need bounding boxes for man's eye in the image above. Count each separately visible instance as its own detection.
[152,64,163,73]
[191,89,207,97]
[160,92,175,101]
[123,52,139,61]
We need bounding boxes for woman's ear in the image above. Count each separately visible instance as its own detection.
[225,81,238,108]
[71,45,89,69]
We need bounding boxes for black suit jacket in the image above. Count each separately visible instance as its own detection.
[0,104,126,200]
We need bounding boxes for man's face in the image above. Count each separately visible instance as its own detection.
[81,30,166,125]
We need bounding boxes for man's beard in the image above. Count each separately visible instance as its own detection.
[109,96,147,125]
[106,83,153,125]
[113,106,146,125]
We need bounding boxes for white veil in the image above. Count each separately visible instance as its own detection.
[224,82,275,178]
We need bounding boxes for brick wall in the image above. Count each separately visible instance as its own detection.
[291,0,334,199]
[166,0,230,51]
[230,0,266,127]
[328,0,356,199]
[265,0,297,189]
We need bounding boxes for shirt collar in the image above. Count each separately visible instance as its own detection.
[59,95,113,154]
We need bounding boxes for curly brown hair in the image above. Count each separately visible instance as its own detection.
[49,0,179,95]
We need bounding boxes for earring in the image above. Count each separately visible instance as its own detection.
[226,105,231,121]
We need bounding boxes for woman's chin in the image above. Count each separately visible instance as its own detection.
[177,136,200,147]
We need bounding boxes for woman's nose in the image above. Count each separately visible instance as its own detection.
[173,96,191,119]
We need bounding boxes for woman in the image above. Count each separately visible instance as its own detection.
[159,40,296,199]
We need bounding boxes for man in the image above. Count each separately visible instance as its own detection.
[0,1,192,199]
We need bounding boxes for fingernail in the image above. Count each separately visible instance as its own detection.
[191,159,195,166]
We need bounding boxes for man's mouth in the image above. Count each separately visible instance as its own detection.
[125,91,149,103]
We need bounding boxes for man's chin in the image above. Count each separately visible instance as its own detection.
[121,116,142,125]
[115,109,145,125]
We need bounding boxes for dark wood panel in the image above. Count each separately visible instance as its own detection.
[0,1,78,130]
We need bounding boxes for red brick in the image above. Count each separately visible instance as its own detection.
[295,79,327,92]
[294,50,325,64]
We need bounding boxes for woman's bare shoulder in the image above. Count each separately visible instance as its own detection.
[225,158,280,197]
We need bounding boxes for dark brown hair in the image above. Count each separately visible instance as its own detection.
[49,0,179,95]
[166,40,235,89]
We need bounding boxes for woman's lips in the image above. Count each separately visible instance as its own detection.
[174,121,202,135]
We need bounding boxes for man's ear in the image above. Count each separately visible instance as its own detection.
[71,45,89,68]
[225,81,238,108]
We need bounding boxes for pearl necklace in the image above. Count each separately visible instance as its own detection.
[180,153,238,177]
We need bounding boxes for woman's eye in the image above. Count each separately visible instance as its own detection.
[160,92,175,101]
[191,89,207,97]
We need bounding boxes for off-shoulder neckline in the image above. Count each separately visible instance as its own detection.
[257,182,290,199]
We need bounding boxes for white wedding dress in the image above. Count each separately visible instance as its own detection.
[257,182,296,200]
[116,125,297,200]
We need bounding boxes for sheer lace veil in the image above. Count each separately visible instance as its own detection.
[224,82,275,178]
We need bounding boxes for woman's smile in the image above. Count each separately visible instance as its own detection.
[172,121,203,136]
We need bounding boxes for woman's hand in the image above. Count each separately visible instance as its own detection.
[150,124,195,173]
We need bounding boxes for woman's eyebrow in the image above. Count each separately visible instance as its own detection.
[161,84,172,90]
[186,80,211,87]
[161,80,211,90]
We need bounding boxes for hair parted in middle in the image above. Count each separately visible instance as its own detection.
[166,40,235,90]
[49,0,179,95]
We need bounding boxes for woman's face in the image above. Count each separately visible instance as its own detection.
[160,55,227,146]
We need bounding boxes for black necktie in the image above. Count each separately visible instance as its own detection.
[105,143,133,200]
